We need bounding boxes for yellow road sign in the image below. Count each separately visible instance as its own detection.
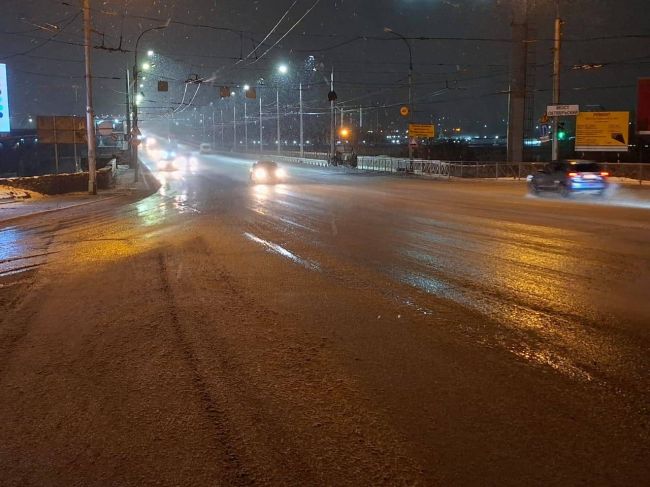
[408,123,435,138]
[575,111,629,152]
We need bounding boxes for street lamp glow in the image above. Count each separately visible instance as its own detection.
[147,50,154,57]
[278,64,289,75]
[136,94,144,105]
[142,62,151,71]
[243,84,250,91]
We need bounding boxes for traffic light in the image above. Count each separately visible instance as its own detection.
[557,122,567,141]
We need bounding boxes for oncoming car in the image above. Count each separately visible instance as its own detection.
[527,160,609,197]
[250,160,287,184]
[157,149,196,172]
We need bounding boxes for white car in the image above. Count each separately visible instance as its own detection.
[199,143,212,154]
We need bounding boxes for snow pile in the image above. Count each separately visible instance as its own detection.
[0,184,40,202]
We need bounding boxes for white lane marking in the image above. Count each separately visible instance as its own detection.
[243,232,319,271]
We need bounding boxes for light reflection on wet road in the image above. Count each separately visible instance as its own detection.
[157,150,649,400]
[4,147,650,404]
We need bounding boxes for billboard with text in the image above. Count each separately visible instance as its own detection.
[575,112,629,152]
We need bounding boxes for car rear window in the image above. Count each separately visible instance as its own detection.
[573,162,601,173]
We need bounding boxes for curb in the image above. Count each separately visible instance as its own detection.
[0,194,126,227]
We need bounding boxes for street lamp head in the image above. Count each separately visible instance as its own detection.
[243,84,250,91]
[142,62,151,71]
[278,64,289,75]
[147,50,154,57]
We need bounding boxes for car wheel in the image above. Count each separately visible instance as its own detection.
[528,181,539,195]
[559,184,571,198]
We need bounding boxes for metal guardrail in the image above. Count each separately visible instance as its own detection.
[214,149,649,184]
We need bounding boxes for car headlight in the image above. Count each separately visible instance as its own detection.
[254,168,268,180]
[275,168,287,179]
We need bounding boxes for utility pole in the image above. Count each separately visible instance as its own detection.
[384,28,413,162]
[220,109,224,148]
[299,82,304,158]
[82,0,97,194]
[276,89,281,154]
[507,0,528,163]
[551,0,563,161]
[330,68,335,161]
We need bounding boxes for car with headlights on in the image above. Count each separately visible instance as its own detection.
[527,160,609,197]
[250,160,287,184]
[157,149,186,172]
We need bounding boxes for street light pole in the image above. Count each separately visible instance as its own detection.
[551,0,563,161]
[259,92,263,152]
[132,20,169,183]
[276,88,281,154]
[233,102,237,151]
[125,67,131,152]
[82,0,97,194]
[385,27,414,161]
[244,99,248,152]
[299,82,304,158]
[330,68,335,161]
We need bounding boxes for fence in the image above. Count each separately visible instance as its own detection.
[211,146,650,184]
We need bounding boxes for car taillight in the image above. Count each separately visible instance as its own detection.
[568,172,578,178]
[600,171,609,177]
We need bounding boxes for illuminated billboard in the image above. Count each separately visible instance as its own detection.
[0,63,10,132]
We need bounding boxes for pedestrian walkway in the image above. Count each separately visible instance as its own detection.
[0,166,154,225]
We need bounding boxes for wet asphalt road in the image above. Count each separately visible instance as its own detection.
[1,147,649,485]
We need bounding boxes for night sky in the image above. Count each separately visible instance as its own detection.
[1,0,648,135]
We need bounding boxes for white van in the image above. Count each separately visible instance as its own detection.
[199,143,211,154]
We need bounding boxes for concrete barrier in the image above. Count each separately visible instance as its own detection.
[0,160,117,195]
